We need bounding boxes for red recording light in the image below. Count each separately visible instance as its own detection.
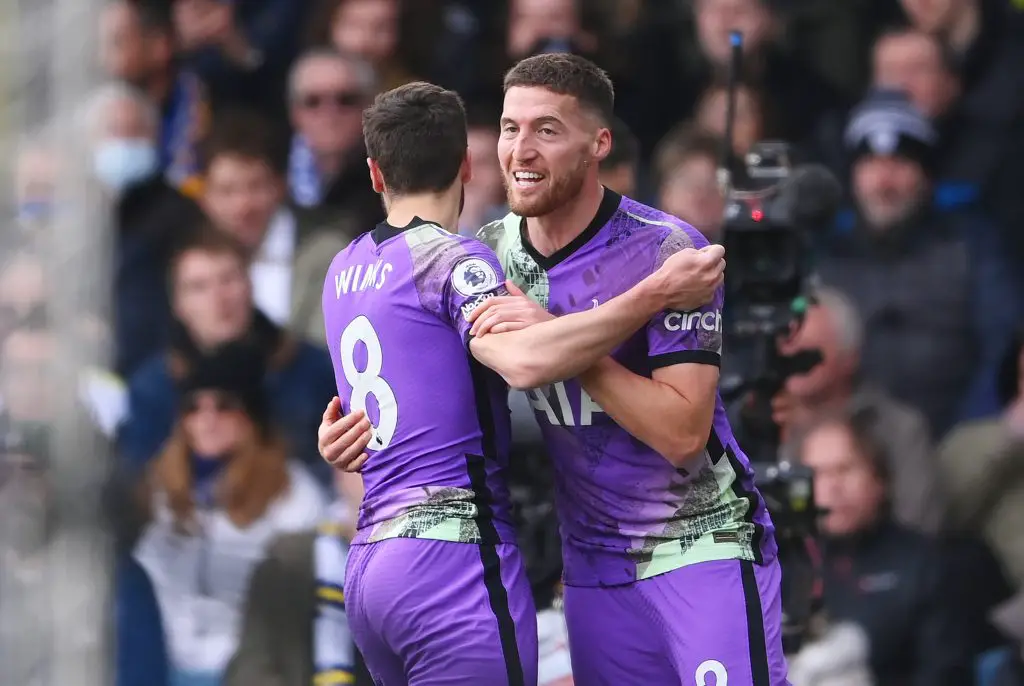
[751,209,764,222]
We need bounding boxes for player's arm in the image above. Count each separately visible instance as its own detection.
[465,248,725,390]
[579,232,725,467]
[581,359,718,468]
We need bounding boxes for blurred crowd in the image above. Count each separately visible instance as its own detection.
[0,0,1023,684]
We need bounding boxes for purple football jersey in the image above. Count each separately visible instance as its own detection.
[477,190,777,587]
[322,218,515,546]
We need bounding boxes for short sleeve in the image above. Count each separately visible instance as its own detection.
[647,229,724,370]
[443,243,509,347]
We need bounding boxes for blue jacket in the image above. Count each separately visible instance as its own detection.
[117,555,169,686]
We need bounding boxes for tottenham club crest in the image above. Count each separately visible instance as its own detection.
[451,257,499,296]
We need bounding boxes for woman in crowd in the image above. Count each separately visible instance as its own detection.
[134,342,326,686]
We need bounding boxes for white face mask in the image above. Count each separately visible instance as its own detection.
[93,138,159,191]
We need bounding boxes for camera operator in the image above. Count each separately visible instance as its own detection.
[774,288,941,534]
[798,406,973,685]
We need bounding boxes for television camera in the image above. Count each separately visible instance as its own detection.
[716,30,843,651]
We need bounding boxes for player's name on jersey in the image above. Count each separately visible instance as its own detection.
[335,260,394,298]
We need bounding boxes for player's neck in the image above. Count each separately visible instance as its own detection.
[526,178,606,257]
[386,189,461,234]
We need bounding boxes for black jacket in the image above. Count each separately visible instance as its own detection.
[822,521,973,685]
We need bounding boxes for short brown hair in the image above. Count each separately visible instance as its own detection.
[199,109,289,176]
[503,53,615,124]
[362,81,468,195]
[168,225,248,288]
[653,124,722,186]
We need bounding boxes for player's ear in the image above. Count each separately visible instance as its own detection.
[367,157,386,194]
[592,126,612,164]
[460,148,473,185]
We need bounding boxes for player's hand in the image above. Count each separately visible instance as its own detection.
[467,281,554,336]
[652,244,725,312]
[318,397,374,472]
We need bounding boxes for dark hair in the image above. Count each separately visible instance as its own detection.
[602,117,639,170]
[806,403,891,485]
[168,225,248,288]
[199,109,289,176]
[133,0,173,32]
[653,124,722,186]
[503,53,615,124]
[363,81,468,195]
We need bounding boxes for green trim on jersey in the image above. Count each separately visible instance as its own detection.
[365,487,486,544]
[632,457,759,580]
[477,214,550,309]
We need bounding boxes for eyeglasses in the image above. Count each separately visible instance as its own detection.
[181,392,245,415]
[297,90,362,111]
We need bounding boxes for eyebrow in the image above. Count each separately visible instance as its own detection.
[500,115,564,127]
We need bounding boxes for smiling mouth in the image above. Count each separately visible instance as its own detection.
[512,171,545,188]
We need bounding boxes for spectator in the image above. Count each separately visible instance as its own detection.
[688,0,847,152]
[870,28,982,205]
[459,102,506,235]
[506,0,597,61]
[285,49,383,230]
[99,0,210,197]
[134,342,326,686]
[939,331,1024,596]
[653,125,724,243]
[871,24,1024,270]
[118,229,336,483]
[898,0,1024,266]
[872,28,959,123]
[197,109,349,343]
[225,470,369,686]
[799,407,972,685]
[82,82,205,378]
[598,117,639,198]
[818,89,1020,436]
[694,81,769,158]
[171,0,312,120]
[772,288,940,533]
[307,0,415,91]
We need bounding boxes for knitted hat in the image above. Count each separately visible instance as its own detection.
[844,89,937,168]
[177,341,269,426]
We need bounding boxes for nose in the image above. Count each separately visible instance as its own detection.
[510,133,538,165]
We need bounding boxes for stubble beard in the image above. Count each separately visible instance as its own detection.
[504,160,588,218]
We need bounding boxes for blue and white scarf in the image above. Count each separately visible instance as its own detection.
[314,503,355,685]
[289,135,323,208]
[161,71,209,198]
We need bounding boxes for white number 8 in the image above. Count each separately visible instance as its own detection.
[340,315,398,450]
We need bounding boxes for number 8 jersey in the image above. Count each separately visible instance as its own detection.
[322,217,516,546]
